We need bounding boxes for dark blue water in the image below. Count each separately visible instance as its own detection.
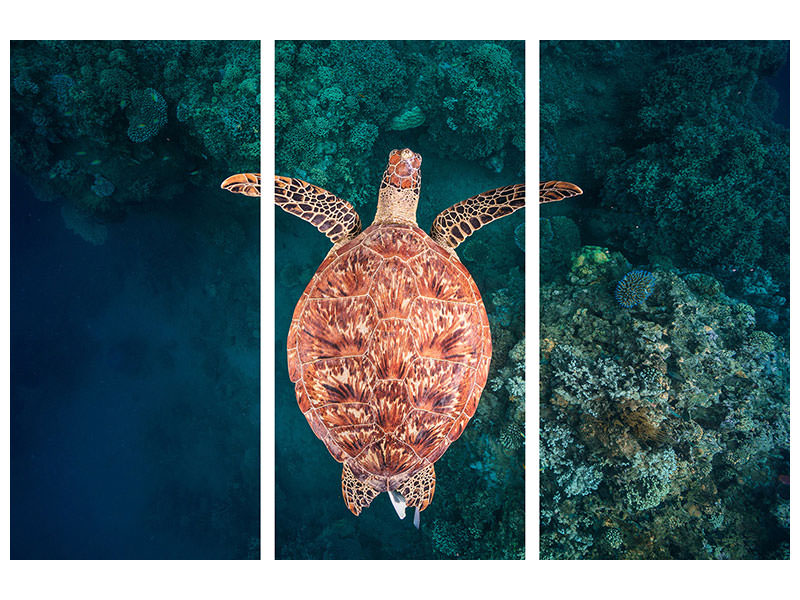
[766,49,790,127]
[11,173,260,559]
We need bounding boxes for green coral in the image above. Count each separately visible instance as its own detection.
[745,330,776,354]
[499,422,524,451]
[541,41,788,330]
[275,40,524,207]
[11,40,259,231]
[604,527,623,550]
[431,520,467,557]
[620,449,677,511]
[427,42,524,161]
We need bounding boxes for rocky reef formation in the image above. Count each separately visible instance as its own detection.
[276,40,524,207]
[11,41,259,243]
[540,240,789,559]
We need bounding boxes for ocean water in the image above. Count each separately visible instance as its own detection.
[10,173,260,559]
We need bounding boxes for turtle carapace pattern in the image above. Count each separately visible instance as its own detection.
[222,149,526,522]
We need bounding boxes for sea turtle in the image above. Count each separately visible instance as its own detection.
[222,149,528,525]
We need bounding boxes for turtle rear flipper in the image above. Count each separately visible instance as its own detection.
[397,463,435,513]
[539,180,583,204]
[430,183,524,249]
[275,176,362,244]
[221,173,261,197]
[342,463,379,516]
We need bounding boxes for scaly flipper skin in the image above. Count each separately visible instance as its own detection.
[430,183,524,249]
[396,463,435,511]
[539,180,583,204]
[221,173,261,197]
[342,463,380,516]
[275,175,362,244]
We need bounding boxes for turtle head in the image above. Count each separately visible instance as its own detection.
[382,148,422,193]
[374,148,422,225]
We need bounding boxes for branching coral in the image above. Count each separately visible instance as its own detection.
[426,43,524,162]
[620,449,677,511]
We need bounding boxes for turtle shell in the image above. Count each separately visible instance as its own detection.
[287,223,492,493]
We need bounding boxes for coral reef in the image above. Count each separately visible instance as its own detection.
[540,244,789,559]
[126,88,168,143]
[541,42,788,559]
[275,40,524,207]
[541,40,789,336]
[11,40,259,234]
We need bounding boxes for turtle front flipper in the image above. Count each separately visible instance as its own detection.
[539,180,583,204]
[342,463,379,516]
[275,176,362,244]
[221,173,261,197]
[430,183,524,250]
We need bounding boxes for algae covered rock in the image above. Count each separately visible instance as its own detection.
[567,245,628,286]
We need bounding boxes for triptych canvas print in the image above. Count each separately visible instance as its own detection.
[8,40,789,561]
